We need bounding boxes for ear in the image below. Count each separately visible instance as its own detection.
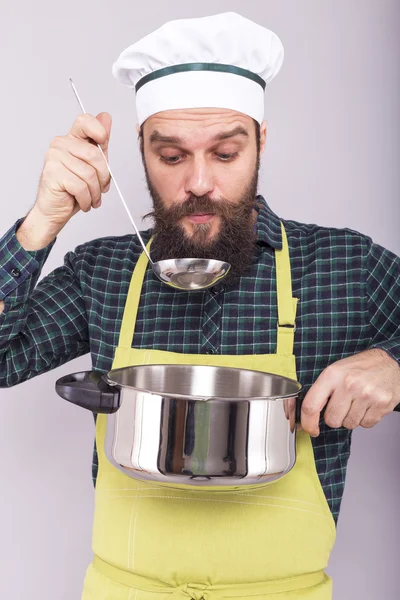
[136,123,140,135]
[260,120,267,155]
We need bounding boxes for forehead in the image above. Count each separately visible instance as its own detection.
[143,108,255,143]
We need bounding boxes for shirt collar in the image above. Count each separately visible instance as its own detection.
[254,195,283,250]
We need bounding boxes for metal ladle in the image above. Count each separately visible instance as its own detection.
[69,79,231,291]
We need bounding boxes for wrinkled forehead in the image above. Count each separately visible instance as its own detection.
[141,107,256,144]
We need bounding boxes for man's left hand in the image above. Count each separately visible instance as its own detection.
[301,348,400,436]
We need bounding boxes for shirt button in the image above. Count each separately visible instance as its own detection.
[206,349,215,355]
[11,268,21,278]
[211,287,223,296]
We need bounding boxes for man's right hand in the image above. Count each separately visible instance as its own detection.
[17,112,112,251]
[37,112,112,223]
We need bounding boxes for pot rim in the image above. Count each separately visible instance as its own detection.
[105,364,303,402]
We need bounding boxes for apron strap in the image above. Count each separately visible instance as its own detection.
[117,239,152,349]
[276,223,297,355]
[117,224,297,355]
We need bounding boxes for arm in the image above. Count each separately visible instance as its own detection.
[1,110,113,385]
[0,218,89,387]
[301,237,400,435]
[365,240,400,365]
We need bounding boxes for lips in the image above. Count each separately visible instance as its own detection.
[186,214,215,224]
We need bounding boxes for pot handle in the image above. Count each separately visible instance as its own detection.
[55,371,121,414]
[296,392,400,424]
[295,393,303,424]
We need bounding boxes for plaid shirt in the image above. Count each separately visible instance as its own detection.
[1,196,399,523]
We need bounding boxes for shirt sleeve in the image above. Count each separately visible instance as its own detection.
[0,219,90,387]
[0,218,55,302]
[365,239,400,366]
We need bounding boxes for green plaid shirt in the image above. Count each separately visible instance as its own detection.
[1,196,399,523]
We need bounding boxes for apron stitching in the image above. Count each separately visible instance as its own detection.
[217,492,324,508]
[127,499,136,571]
[100,495,332,519]
[97,489,324,509]
[131,485,143,572]
[127,482,142,572]
[97,487,172,492]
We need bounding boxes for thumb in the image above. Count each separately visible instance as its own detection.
[95,112,112,158]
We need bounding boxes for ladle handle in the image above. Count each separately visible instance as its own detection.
[69,78,153,264]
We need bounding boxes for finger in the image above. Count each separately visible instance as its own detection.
[87,112,112,162]
[301,393,329,437]
[301,370,336,436]
[342,398,370,430]
[323,388,353,429]
[52,137,111,192]
[62,171,93,213]
[96,112,112,156]
[283,398,289,420]
[57,151,102,207]
[283,397,296,432]
[360,407,383,429]
[69,113,110,150]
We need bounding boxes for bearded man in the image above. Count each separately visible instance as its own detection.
[0,12,399,600]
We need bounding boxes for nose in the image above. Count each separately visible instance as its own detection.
[184,156,214,198]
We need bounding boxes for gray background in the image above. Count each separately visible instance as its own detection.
[0,1,399,598]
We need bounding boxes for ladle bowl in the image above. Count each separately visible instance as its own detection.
[153,258,230,290]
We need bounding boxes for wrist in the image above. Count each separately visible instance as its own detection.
[16,206,62,251]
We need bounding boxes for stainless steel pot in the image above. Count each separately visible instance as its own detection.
[55,364,303,488]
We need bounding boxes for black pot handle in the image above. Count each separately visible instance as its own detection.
[55,371,121,414]
[296,391,400,424]
[295,393,303,424]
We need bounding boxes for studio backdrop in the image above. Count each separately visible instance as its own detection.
[0,1,399,599]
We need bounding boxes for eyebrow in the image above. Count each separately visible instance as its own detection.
[149,126,249,145]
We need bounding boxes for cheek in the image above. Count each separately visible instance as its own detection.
[216,162,255,199]
[146,159,184,206]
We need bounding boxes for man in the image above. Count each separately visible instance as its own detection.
[0,12,399,600]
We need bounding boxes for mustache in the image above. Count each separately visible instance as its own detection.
[144,194,254,227]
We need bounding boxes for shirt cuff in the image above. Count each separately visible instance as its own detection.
[371,338,400,367]
[0,218,55,302]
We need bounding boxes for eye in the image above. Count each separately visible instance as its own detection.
[216,152,238,162]
[160,155,183,164]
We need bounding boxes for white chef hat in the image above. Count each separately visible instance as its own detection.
[112,12,284,126]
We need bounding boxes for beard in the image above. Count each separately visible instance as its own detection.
[143,160,260,287]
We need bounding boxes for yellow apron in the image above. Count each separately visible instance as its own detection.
[82,224,336,600]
